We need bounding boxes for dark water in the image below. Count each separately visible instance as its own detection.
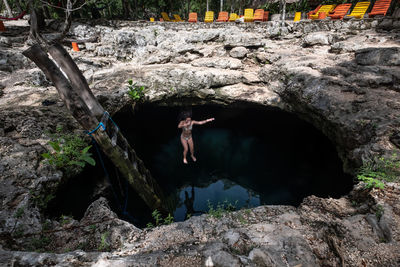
[46,103,353,226]
[115,103,353,223]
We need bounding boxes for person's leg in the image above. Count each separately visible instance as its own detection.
[180,136,189,164]
[188,138,196,162]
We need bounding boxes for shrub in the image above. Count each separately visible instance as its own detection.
[127,79,145,101]
[42,127,95,175]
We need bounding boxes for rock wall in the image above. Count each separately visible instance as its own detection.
[0,17,400,266]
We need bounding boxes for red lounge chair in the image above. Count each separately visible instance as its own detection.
[254,9,264,22]
[307,5,321,19]
[216,11,229,22]
[328,3,352,20]
[188,12,198,22]
[369,0,392,17]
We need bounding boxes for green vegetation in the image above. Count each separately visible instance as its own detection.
[207,200,238,219]
[14,207,25,219]
[60,215,73,225]
[29,235,51,252]
[98,231,110,251]
[357,152,400,189]
[127,80,145,101]
[30,189,55,210]
[375,204,384,220]
[146,209,175,228]
[42,126,95,175]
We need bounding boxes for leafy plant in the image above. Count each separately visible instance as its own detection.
[207,200,238,219]
[30,189,55,210]
[146,209,175,228]
[357,152,400,189]
[14,207,25,219]
[29,235,51,252]
[60,215,73,225]
[127,79,145,101]
[98,231,110,251]
[42,127,95,175]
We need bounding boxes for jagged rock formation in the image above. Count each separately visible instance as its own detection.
[0,16,400,266]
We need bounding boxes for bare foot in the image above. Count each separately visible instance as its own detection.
[183,158,188,164]
[191,155,197,162]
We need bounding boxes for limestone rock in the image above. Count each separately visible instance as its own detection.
[191,57,242,70]
[302,32,334,47]
[355,47,400,66]
[229,47,248,58]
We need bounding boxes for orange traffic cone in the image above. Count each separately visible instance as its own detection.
[71,42,80,51]
[0,21,5,32]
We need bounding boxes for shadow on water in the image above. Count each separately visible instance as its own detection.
[46,102,353,227]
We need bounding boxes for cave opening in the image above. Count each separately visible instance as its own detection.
[46,102,354,227]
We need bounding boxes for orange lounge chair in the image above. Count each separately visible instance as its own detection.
[188,12,198,22]
[216,11,229,22]
[369,0,392,17]
[307,5,321,19]
[161,12,173,22]
[263,11,269,21]
[328,3,352,20]
[254,9,264,22]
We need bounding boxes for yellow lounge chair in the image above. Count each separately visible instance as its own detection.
[346,1,371,19]
[204,11,214,22]
[161,12,174,22]
[294,12,301,21]
[228,13,238,22]
[173,14,184,22]
[244,9,254,22]
[309,5,336,19]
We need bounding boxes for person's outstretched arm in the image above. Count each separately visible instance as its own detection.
[192,118,215,125]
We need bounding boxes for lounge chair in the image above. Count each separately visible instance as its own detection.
[254,9,264,22]
[328,3,352,20]
[173,14,184,22]
[205,11,214,22]
[263,11,269,21]
[244,9,254,22]
[307,5,321,19]
[294,12,301,21]
[161,12,173,22]
[369,0,392,17]
[309,5,336,19]
[216,11,229,22]
[188,12,198,22]
[228,13,238,22]
[346,1,370,19]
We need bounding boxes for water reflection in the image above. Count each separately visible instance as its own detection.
[174,180,261,221]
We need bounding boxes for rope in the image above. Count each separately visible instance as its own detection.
[87,111,135,223]
[0,11,26,20]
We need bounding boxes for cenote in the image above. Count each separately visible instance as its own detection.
[47,102,353,227]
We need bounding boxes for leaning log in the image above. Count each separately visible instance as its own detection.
[23,44,169,214]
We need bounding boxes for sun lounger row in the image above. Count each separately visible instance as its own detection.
[306,0,392,21]
[156,1,392,23]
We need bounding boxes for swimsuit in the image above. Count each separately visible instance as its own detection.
[182,123,193,141]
